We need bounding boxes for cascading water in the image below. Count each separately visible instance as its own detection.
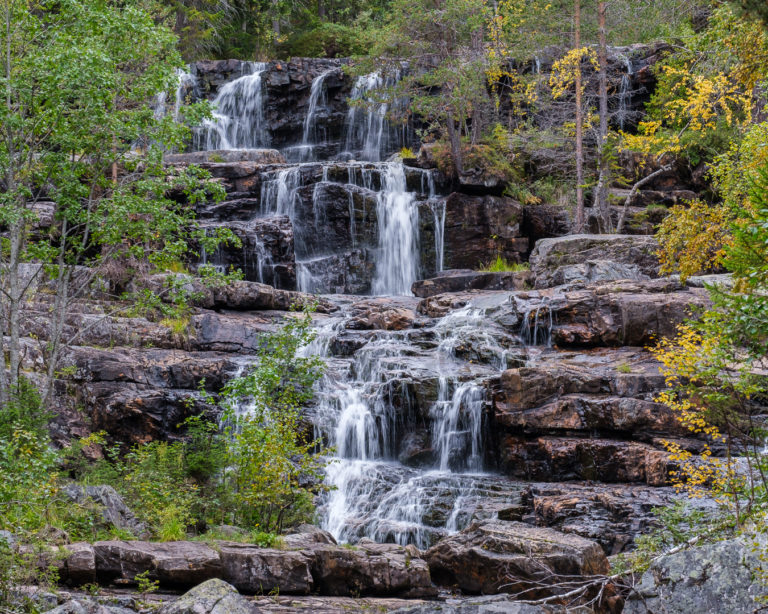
[305,293,523,548]
[371,163,420,296]
[171,64,522,549]
[286,69,336,162]
[617,56,634,131]
[194,62,269,150]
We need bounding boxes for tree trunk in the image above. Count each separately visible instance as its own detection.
[595,0,611,232]
[574,0,585,232]
[616,164,672,232]
[447,115,463,175]
[272,0,281,37]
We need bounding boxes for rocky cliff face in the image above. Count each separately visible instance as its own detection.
[25,51,738,613]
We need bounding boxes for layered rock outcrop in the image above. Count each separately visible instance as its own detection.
[58,538,437,598]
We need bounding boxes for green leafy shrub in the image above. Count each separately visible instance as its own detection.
[279,22,373,58]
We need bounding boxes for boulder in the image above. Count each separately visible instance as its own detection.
[412,270,533,298]
[540,260,650,288]
[425,521,608,596]
[529,234,660,289]
[216,543,314,594]
[310,540,436,598]
[282,525,337,549]
[157,579,255,614]
[623,536,768,613]
[61,543,97,585]
[443,194,528,270]
[42,600,135,614]
[92,541,221,587]
[392,596,571,613]
[62,485,149,539]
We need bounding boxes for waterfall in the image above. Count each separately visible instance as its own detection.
[371,163,420,296]
[306,295,517,547]
[194,62,269,150]
[260,167,301,216]
[343,73,395,162]
[617,56,634,131]
[432,381,484,472]
[430,199,446,273]
[518,296,553,348]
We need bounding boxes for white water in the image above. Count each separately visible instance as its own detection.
[195,62,269,150]
[617,56,634,131]
[371,163,420,296]
[260,167,301,216]
[301,70,334,155]
[307,295,515,547]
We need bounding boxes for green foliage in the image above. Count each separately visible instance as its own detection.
[279,22,374,58]
[0,0,234,409]
[74,308,328,539]
[611,500,727,574]
[478,256,530,273]
[221,305,328,533]
[645,157,768,574]
[135,570,160,595]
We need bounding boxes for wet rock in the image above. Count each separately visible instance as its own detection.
[92,541,221,588]
[498,436,672,485]
[157,579,254,614]
[346,298,417,331]
[197,216,296,289]
[623,536,768,614]
[523,483,681,555]
[412,270,533,298]
[164,149,285,165]
[398,430,436,467]
[298,249,377,295]
[529,234,659,289]
[514,279,709,347]
[443,194,527,270]
[216,543,314,594]
[425,521,608,596]
[62,485,149,539]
